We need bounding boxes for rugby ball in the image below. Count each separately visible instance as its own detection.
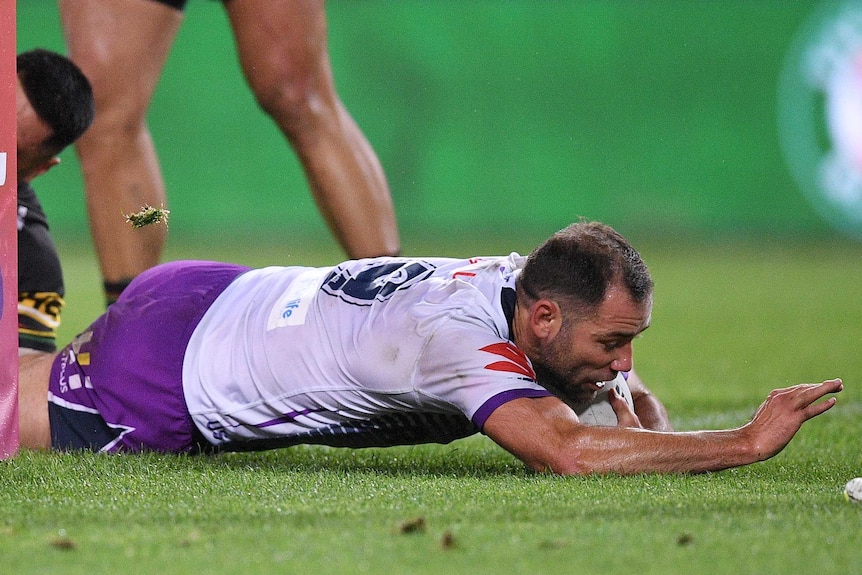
[844,477,862,502]
[571,373,634,426]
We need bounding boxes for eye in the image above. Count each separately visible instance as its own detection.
[602,336,637,352]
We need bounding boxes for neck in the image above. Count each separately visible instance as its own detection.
[511,299,536,358]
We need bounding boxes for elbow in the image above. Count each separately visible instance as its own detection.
[523,451,601,477]
[512,430,617,476]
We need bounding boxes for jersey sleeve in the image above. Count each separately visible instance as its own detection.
[414,314,551,429]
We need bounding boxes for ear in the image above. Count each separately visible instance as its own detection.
[527,298,563,342]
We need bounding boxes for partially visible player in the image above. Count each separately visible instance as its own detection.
[59,0,400,306]
[15,221,841,476]
[16,48,95,354]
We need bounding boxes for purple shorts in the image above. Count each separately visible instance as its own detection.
[47,260,251,453]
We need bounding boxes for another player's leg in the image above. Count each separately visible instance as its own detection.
[59,0,184,304]
[17,353,56,450]
[225,0,401,258]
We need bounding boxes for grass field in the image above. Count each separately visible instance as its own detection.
[2,233,861,574]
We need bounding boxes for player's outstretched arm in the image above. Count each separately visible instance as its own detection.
[482,379,842,476]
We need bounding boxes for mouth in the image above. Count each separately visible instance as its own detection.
[597,370,619,387]
[587,374,616,392]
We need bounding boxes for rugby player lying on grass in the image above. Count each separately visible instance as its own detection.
[17,221,842,475]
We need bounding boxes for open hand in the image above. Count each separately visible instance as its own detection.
[744,378,843,460]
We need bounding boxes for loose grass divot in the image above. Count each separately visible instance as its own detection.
[49,537,75,551]
[124,205,170,229]
[398,516,426,534]
[676,533,694,546]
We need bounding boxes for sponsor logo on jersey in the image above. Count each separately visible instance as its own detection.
[267,267,332,330]
[480,341,536,380]
[57,330,94,394]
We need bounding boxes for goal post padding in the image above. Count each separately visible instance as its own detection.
[0,0,19,458]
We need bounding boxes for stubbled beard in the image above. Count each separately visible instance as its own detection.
[533,363,598,406]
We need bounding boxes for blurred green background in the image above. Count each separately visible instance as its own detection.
[16,0,862,250]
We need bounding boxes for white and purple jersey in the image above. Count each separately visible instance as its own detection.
[182,254,552,451]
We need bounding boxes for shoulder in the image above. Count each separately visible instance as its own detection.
[17,182,45,215]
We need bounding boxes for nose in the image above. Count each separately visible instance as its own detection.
[609,342,633,373]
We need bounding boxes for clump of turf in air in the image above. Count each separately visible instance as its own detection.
[124,205,170,229]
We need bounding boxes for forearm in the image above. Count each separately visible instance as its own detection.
[549,425,757,476]
[487,398,758,476]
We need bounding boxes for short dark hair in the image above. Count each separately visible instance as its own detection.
[518,220,653,315]
[17,48,95,153]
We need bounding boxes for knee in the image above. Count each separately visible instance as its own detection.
[250,69,337,138]
[86,92,150,140]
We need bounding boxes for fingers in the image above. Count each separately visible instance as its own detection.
[771,379,843,403]
[764,378,843,422]
[821,378,844,393]
[609,388,643,429]
[804,396,838,419]
[802,378,843,416]
[795,378,844,393]
[795,378,843,408]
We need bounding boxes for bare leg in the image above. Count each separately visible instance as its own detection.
[224,0,400,258]
[18,353,58,450]
[59,0,183,296]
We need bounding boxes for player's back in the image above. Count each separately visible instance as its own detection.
[182,254,527,446]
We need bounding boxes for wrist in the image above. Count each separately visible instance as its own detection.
[732,424,764,465]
